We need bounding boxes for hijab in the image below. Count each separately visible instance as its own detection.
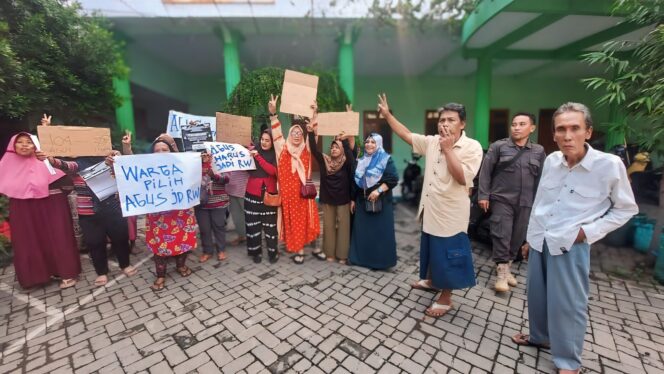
[286,124,308,184]
[153,133,179,153]
[323,138,346,175]
[251,130,277,178]
[354,133,390,189]
[0,132,66,199]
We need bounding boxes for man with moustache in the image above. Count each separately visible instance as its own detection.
[377,94,483,318]
[478,113,546,292]
[512,103,637,374]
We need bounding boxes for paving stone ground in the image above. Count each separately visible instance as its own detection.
[0,203,663,373]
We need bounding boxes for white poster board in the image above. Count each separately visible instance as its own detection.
[203,142,256,173]
[113,153,202,217]
[166,110,217,139]
[79,161,117,201]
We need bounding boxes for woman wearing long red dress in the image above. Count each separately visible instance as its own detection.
[268,94,321,264]
[0,133,80,289]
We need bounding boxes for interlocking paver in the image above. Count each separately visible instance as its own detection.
[0,204,662,373]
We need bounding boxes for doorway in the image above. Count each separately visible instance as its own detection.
[363,110,393,153]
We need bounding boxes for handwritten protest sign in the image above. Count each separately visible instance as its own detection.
[215,113,252,146]
[166,110,217,139]
[280,70,318,118]
[113,153,202,217]
[181,122,213,152]
[37,126,112,157]
[204,142,256,173]
[316,112,360,136]
[79,161,117,201]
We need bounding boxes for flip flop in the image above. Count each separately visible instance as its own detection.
[94,275,108,287]
[424,302,453,318]
[511,333,550,349]
[312,250,326,261]
[122,266,138,277]
[199,253,212,263]
[292,255,304,265]
[59,279,77,289]
[410,279,439,292]
[217,252,227,261]
[177,266,192,277]
[151,277,165,291]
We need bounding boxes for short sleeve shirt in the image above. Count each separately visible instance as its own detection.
[412,132,483,237]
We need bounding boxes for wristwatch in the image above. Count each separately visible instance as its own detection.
[377,186,384,194]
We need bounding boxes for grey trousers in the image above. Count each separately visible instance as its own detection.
[228,196,246,238]
[489,200,531,263]
[195,207,227,254]
[527,240,590,370]
[322,203,351,260]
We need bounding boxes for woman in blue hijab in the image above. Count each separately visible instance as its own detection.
[348,133,399,269]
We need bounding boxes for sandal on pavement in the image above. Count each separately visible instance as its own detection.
[411,279,439,292]
[253,255,262,264]
[177,266,192,277]
[338,259,347,265]
[122,266,138,277]
[151,277,165,291]
[269,255,279,264]
[292,255,304,265]
[199,253,212,263]
[424,302,453,318]
[217,252,227,261]
[312,250,326,261]
[59,278,77,289]
[94,275,108,287]
[511,333,550,349]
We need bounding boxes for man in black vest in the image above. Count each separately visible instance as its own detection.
[478,113,546,292]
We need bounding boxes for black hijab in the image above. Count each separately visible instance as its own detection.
[251,129,277,178]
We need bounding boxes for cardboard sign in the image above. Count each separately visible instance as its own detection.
[316,112,360,136]
[166,110,217,139]
[204,142,256,173]
[79,161,117,201]
[113,153,202,217]
[215,113,252,146]
[37,126,112,157]
[280,70,318,118]
[181,122,213,152]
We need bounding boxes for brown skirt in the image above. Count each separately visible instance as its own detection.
[10,192,81,288]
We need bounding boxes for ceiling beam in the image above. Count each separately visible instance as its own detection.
[507,0,627,17]
[553,21,645,58]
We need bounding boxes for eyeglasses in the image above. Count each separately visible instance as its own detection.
[292,130,303,136]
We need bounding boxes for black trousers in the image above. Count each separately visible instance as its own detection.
[489,200,531,264]
[79,209,130,276]
[244,192,278,259]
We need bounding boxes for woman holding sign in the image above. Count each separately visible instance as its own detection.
[307,126,355,265]
[0,132,81,289]
[145,135,197,290]
[245,129,279,263]
[268,95,320,264]
[348,133,399,270]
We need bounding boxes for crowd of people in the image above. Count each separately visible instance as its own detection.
[0,96,639,374]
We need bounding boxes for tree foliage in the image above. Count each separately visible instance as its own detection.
[0,0,127,123]
[582,0,664,153]
[223,67,350,139]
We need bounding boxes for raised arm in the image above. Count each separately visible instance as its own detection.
[377,93,413,146]
[307,126,324,165]
[121,131,133,155]
[268,94,285,158]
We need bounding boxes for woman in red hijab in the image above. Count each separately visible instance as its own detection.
[0,133,81,289]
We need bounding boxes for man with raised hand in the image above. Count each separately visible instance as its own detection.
[512,102,637,374]
[377,94,483,318]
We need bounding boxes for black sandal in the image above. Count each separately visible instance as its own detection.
[312,250,326,261]
[292,255,304,265]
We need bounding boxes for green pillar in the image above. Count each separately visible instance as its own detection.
[221,27,241,99]
[606,102,626,150]
[474,56,491,148]
[338,25,355,103]
[113,77,135,134]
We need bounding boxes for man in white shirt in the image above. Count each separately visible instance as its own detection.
[511,103,638,374]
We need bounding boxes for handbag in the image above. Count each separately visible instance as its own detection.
[300,158,317,199]
[363,188,383,213]
[263,183,281,207]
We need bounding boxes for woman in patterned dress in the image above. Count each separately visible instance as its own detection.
[268,94,321,264]
[145,135,197,290]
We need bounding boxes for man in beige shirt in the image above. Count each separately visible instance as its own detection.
[378,94,483,317]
